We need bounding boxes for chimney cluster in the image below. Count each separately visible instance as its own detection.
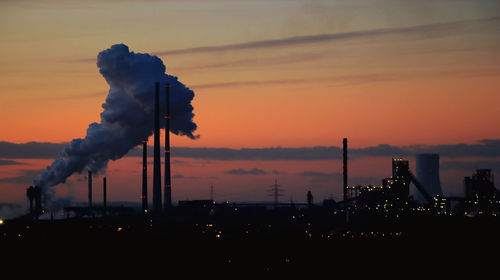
[146,82,172,214]
[28,82,173,217]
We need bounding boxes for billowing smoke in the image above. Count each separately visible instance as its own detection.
[34,44,198,200]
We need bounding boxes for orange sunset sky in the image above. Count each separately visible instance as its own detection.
[1,0,500,211]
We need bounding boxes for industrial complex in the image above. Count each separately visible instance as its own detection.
[1,83,499,270]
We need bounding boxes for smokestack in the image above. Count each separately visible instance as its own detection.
[153,82,162,214]
[142,140,148,212]
[103,177,107,214]
[343,138,348,203]
[34,44,198,205]
[26,186,34,216]
[164,83,172,210]
[88,171,92,210]
[34,186,42,218]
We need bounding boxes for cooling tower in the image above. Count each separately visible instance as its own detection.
[415,154,443,202]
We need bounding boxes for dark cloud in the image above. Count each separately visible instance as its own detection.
[0,141,65,159]
[298,171,381,186]
[441,160,500,171]
[172,174,200,179]
[0,159,26,166]
[2,139,500,161]
[172,146,341,160]
[225,168,277,175]
[299,171,340,177]
[0,169,45,185]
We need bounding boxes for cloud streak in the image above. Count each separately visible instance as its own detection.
[190,67,500,89]
[0,159,26,166]
[153,16,500,56]
[225,168,279,175]
[2,139,500,161]
[70,16,499,64]
[0,169,45,185]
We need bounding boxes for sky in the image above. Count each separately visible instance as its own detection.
[1,0,500,214]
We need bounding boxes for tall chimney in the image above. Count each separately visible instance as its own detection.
[164,83,172,210]
[142,139,148,212]
[88,170,92,210]
[152,82,162,214]
[103,176,107,214]
[343,138,348,203]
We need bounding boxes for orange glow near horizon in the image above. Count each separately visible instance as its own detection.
[1,1,500,207]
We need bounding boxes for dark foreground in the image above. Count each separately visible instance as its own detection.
[1,207,499,274]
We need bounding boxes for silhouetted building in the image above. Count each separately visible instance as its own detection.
[464,169,500,216]
[389,158,411,200]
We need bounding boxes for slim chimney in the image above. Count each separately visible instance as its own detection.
[153,82,162,213]
[88,171,92,210]
[103,176,107,214]
[164,83,172,210]
[26,186,34,216]
[142,139,148,212]
[343,138,348,203]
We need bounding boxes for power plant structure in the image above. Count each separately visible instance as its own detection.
[142,139,148,212]
[103,177,107,214]
[164,83,172,210]
[26,185,42,218]
[464,169,500,216]
[415,154,442,202]
[88,171,92,210]
[152,82,162,214]
[345,158,437,216]
[343,138,348,204]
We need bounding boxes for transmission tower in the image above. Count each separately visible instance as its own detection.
[267,178,284,206]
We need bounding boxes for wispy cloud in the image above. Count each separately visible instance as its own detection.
[191,67,500,89]
[225,168,279,175]
[0,159,26,166]
[172,174,200,179]
[2,139,500,160]
[170,53,320,72]
[154,17,500,56]
[69,16,499,64]
[0,169,44,185]
[441,160,500,171]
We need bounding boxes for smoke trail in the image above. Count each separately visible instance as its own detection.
[34,44,198,200]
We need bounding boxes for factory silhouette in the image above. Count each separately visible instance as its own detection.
[15,82,500,224]
[2,82,500,270]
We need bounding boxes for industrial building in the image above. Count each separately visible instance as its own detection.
[464,169,500,216]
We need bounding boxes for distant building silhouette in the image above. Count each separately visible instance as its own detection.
[464,169,500,216]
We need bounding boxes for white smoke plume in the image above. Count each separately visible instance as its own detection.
[34,44,198,200]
